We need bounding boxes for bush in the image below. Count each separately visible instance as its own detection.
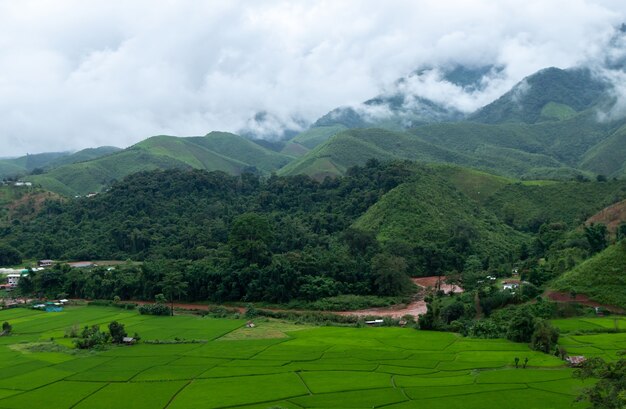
[138,303,170,316]
[88,300,137,310]
[531,319,559,353]
[74,325,110,349]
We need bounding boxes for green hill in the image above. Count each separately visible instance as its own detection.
[485,179,626,231]
[552,241,626,308]
[279,125,590,181]
[353,170,527,275]
[25,132,292,196]
[0,152,70,178]
[580,124,626,177]
[44,146,122,169]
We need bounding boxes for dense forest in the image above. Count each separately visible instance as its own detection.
[1,161,626,309]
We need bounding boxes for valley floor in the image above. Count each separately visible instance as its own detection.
[0,306,620,408]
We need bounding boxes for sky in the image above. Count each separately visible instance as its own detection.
[1,0,626,157]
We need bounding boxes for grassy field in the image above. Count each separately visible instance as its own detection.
[0,307,619,408]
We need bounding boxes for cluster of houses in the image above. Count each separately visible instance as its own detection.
[0,180,32,187]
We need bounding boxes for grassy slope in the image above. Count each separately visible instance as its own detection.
[0,152,71,178]
[188,131,293,172]
[353,170,526,260]
[552,241,626,308]
[45,146,122,169]
[280,124,590,181]
[432,165,514,204]
[580,124,626,177]
[289,125,348,149]
[26,133,292,196]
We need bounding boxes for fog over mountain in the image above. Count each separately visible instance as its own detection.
[2,0,626,156]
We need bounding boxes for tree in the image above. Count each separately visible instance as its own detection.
[574,354,626,409]
[617,223,626,242]
[371,254,413,296]
[0,244,21,267]
[1,322,11,335]
[229,213,273,267]
[531,319,559,353]
[160,272,188,316]
[506,308,535,343]
[585,223,608,254]
[108,321,127,344]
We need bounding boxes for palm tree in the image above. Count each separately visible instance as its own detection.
[160,272,188,316]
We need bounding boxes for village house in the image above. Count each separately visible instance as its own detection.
[6,273,21,288]
[502,281,519,291]
[38,259,53,267]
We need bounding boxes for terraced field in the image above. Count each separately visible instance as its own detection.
[0,307,617,408]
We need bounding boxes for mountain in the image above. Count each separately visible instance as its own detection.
[14,64,626,196]
[25,132,293,196]
[278,126,586,181]
[0,152,70,179]
[281,66,626,181]
[470,67,611,124]
[0,147,123,180]
[283,65,497,154]
[44,146,122,169]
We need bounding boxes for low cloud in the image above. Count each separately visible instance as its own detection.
[1,1,626,156]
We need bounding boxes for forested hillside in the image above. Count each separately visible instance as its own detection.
[2,161,625,305]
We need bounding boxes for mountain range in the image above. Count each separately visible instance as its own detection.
[2,64,626,196]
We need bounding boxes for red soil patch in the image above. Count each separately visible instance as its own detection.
[586,199,626,233]
[545,290,625,313]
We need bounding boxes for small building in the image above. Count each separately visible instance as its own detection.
[68,261,95,268]
[502,280,520,291]
[122,337,136,345]
[566,356,586,367]
[365,319,384,326]
[44,302,63,312]
[7,273,21,287]
[38,260,53,267]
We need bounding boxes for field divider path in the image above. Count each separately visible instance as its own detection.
[295,371,313,395]
[68,381,110,409]
[390,374,412,402]
[163,379,193,409]
[127,356,181,382]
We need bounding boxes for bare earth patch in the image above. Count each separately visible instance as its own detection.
[335,277,463,319]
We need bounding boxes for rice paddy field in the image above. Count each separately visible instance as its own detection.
[0,306,620,409]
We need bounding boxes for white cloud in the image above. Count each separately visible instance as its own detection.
[0,0,625,156]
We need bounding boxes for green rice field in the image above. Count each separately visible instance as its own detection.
[0,306,619,408]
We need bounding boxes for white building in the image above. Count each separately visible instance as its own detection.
[7,273,21,287]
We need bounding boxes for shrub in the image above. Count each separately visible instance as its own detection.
[138,303,170,316]
[531,319,559,353]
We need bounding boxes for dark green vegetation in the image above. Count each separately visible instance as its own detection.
[4,159,626,307]
[0,305,616,409]
[574,354,626,409]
